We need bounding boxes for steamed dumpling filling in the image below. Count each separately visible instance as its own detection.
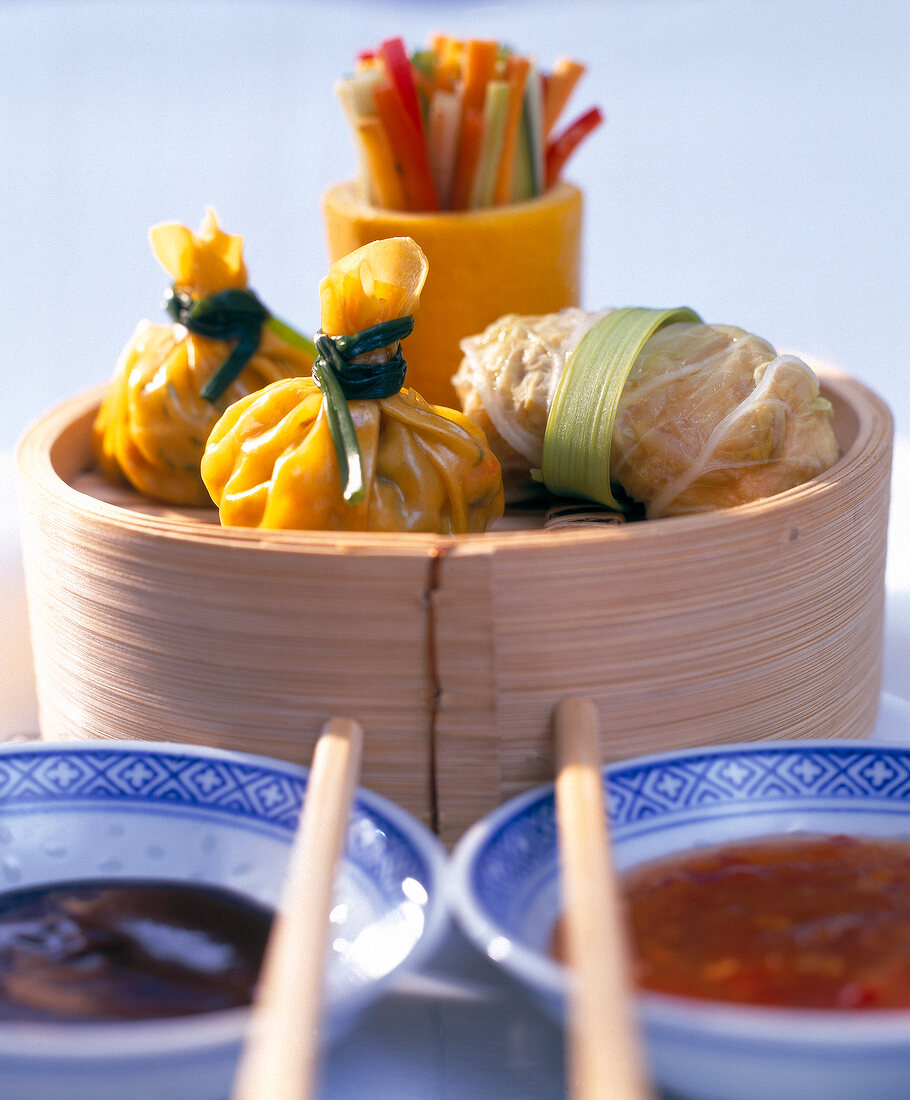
[453,309,839,517]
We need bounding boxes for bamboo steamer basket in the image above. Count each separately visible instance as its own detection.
[17,369,892,846]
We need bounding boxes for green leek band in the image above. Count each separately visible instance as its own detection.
[541,306,702,510]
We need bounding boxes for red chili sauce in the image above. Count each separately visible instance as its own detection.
[553,834,910,1009]
[0,879,273,1022]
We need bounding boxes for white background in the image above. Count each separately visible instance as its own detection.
[2,1,908,448]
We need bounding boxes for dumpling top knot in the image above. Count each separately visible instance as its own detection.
[149,207,248,300]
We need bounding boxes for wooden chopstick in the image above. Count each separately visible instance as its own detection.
[554,696,652,1100]
[231,716,364,1100]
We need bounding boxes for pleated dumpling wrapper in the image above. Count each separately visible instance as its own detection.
[453,307,840,517]
[92,209,314,505]
[201,237,504,533]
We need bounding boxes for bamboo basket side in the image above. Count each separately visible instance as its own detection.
[16,371,893,845]
[430,372,893,840]
[18,397,439,824]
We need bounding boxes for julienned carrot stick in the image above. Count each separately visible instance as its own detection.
[430,32,453,64]
[431,34,461,92]
[493,56,530,206]
[448,105,484,210]
[356,117,406,210]
[543,58,587,136]
[448,38,499,209]
[372,83,440,211]
[545,105,604,189]
[461,38,499,113]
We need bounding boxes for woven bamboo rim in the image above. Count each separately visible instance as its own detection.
[17,370,893,845]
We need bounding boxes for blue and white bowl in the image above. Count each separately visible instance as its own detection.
[0,740,447,1100]
[448,739,910,1100]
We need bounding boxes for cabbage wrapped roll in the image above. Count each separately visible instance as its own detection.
[92,209,314,505]
[201,238,504,534]
[453,308,839,517]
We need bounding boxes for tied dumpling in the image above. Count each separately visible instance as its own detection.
[453,309,840,517]
[92,209,314,506]
[201,238,504,534]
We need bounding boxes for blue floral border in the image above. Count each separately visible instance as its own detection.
[474,745,910,925]
[0,748,431,897]
[607,745,910,827]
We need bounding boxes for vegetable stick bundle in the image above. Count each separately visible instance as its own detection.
[335,35,603,212]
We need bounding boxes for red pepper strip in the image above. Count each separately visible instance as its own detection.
[544,105,604,189]
[378,37,425,138]
[540,72,550,113]
[372,83,440,211]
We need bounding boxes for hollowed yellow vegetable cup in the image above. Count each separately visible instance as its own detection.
[323,181,582,408]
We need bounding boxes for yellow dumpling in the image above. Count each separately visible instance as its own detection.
[201,238,504,534]
[92,209,313,505]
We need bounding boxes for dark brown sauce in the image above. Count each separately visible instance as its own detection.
[552,834,910,1009]
[0,879,274,1022]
